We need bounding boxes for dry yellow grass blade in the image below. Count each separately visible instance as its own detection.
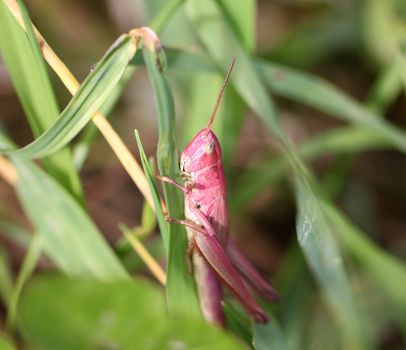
[122,228,167,286]
[0,155,17,185]
[3,0,162,213]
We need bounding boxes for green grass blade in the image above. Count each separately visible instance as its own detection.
[0,0,83,200]
[258,61,406,153]
[6,235,41,331]
[1,35,136,159]
[273,244,313,350]
[141,43,199,314]
[366,59,402,114]
[0,219,31,248]
[295,180,369,349]
[73,65,137,170]
[150,0,186,33]
[253,321,291,350]
[218,0,256,51]
[12,157,128,281]
[0,247,13,308]
[18,275,244,350]
[134,130,169,255]
[267,9,357,68]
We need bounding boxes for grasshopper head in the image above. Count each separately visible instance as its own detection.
[180,128,222,178]
[180,58,234,179]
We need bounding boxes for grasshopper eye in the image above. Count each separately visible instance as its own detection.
[205,141,215,155]
[180,157,192,173]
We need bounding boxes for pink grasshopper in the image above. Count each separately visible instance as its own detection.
[159,59,279,326]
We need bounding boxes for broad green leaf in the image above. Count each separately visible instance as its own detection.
[12,157,128,281]
[1,35,136,159]
[134,130,169,254]
[0,0,82,200]
[7,235,42,330]
[142,44,199,314]
[18,276,245,350]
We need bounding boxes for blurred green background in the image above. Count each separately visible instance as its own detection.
[0,0,406,349]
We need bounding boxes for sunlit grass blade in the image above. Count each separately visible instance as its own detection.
[6,234,42,331]
[366,59,402,114]
[73,65,137,170]
[141,39,199,314]
[134,130,169,255]
[0,0,82,200]
[12,157,128,280]
[295,180,369,349]
[1,35,136,159]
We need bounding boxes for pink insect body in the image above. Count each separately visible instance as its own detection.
[162,59,278,326]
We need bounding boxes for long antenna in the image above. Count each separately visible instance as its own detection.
[205,57,236,131]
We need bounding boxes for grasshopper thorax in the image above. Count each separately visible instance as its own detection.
[180,128,222,177]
